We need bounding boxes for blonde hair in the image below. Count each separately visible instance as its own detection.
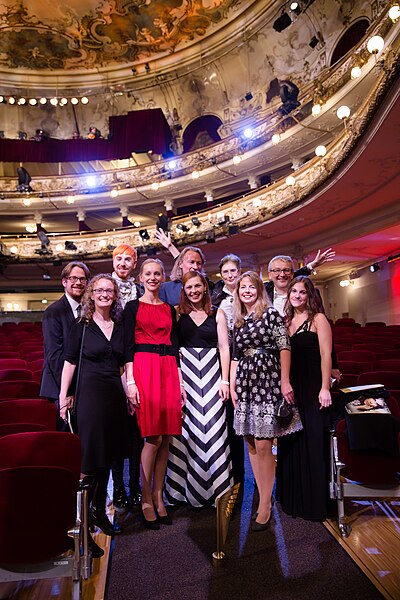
[232,271,271,328]
[139,258,165,279]
[82,274,122,323]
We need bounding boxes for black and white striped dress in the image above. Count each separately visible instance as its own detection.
[166,312,233,507]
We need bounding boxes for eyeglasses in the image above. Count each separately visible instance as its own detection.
[269,268,293,274]
[66,276,87,283]
[93,288,115,295]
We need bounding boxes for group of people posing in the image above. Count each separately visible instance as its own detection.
[40,238,336,556]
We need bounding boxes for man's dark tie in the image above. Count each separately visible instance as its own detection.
[76,305,82,318]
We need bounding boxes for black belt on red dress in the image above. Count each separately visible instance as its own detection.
[135,343,175,356]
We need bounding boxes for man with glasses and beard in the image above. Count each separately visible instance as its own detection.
[40,261,90,429]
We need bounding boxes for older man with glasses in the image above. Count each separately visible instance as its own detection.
[40,261,90,430]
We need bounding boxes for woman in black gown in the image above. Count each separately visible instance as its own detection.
[60,274,129,538]
[276,276,332,521]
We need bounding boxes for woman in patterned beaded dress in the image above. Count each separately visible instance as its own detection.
[230,271,302,531]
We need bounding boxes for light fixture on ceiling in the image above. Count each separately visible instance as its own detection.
[110,189,119,198]
[36,231,51,255]
[367,35,384,55]
[290,2,301,15]
[369,263,380,273]
[151,181,160,190]
[29,98,38,106]
[81,97,89,104]
[339,279,351,287]
[18,97,26,105]
[25,224,36,233]
[8,97,16,105]
[253,197,262,207]
[243,127,253,139]
[192,217,201,227]
[99,239,107,248]
[55,243,63,252]
[50,98,58,106]
[244,91,253,101]
[60,98,68,106]
[71,97,79,105]
[232,155,241,165]
[10,245,18,254]
[285,175,295,186]
[388,4,400,22]
[191,170,200,179]
[66,195,75,204]
[39,97,47,105]
[167,159,177,171]
[349,270,361,280]
[133,221,141,228]
[176,223,189,233]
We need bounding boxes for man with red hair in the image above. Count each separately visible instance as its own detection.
[111,244,142,509]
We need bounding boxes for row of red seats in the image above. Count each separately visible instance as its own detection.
[0,357,44,384]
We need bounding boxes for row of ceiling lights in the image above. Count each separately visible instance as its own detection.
[0,96,89,106]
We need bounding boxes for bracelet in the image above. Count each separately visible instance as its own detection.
[126,379,136,386]
[221,380,229,385]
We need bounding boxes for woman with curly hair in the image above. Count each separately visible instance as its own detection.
[60,274,129,538]
[276,276,332,521]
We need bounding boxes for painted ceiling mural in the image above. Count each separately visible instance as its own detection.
[0,0,242,71]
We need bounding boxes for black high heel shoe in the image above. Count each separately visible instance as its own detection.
[141,508,160,531]
[89,506,123,536]
[251,496,275,521]
[156,509,172,526]
[252,514,272,532]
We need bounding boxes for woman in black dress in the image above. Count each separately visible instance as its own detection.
[276,276,332,521]
[60,274,128,539]
[230,272,302,531]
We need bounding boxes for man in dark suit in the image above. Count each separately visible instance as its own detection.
[40,261,90,429]
[264,249,335,314]
[265,249,340,379]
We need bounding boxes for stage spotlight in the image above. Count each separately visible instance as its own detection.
[156,213,170,232]
[278,80,300,115]
[65,240,77,251]
[273,11,291,33]
[192,217,201,227]
[139,229,150,241]
[17,167,33,192]
[217,212,230,225]
[18,131,27,140]
[309,36,319,49]
[244,91,253,101]
[107,244,116,251]
[36,231,51,255]
[349,270,361,280]
[228,225,239,235]
[206,230,216,243]
[176,223,189,233]
[243,128,253,139]
[42,270,51,280]
[369,263,380,273]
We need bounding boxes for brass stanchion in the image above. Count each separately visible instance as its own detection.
[212,482,241,562]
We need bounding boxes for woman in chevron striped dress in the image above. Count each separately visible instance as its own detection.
[166,271,233,507]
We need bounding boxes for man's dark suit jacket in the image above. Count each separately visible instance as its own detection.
[40,294,76,400]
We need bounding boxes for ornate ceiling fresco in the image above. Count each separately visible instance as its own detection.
[0,0,245,72]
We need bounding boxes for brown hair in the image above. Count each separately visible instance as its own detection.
[284,276,323,325]
[232,271,271,328]
[178,271,213,316]
[112,244,138,262]
[81,273,122,323]
[61,261,90,281]
[170,246,206,281]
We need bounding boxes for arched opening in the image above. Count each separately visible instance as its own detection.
[330,19,369,66]
[182,115,222,153]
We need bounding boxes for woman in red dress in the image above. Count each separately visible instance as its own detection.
[123,259,185,529]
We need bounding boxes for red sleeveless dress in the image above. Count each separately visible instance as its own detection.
[133,302,182,437]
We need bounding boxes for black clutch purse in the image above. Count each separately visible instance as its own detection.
[275,397,293,426]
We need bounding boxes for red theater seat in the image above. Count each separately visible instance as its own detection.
[0,359,28,370]
[0,369,32,382]
[0,380,40,400]
[0,399,56,430]
[357,371,400,391]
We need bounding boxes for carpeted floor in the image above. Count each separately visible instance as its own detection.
[107,463,383,600]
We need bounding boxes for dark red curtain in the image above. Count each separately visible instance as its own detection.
[0,109,171,163]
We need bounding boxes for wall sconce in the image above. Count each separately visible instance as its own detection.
[388,5,400,22]
[336,105,351,120]
[315,145,327,157]
[367,35,384,55]
[350,65,362,79]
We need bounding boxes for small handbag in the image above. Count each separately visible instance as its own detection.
[66,322,87,434]
[275,397,294,426]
